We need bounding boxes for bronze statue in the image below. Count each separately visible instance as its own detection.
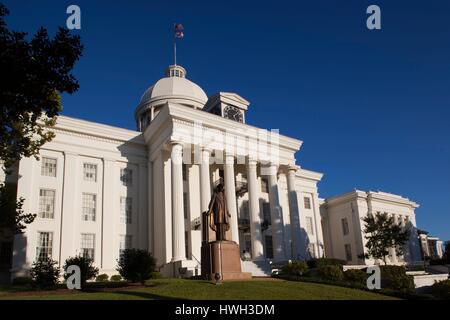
[206,183,231,241]
[201,183,252,280]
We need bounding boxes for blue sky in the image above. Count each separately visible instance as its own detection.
[3,0,450,241]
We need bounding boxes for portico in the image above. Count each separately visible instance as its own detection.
[142,95,318,275]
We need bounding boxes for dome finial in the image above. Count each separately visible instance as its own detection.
[165,65,187,78]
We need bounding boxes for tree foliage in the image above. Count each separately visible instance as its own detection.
[0,183,36,234]
[360,212,410,265]
[0,3,82,233]
[63,255,99,287]
[0,3,83,169]
[117,249,156,284]
[443,241,450,263]
[281,260,309,276]
[30,257,61,289]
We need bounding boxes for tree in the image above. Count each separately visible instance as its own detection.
[0,183,35,234]
[117,249,156,284]
[443,241,450,263]
[63,255,99,288]
[360,212,410,265]
[30,257,61,289]
[0,3,83,233]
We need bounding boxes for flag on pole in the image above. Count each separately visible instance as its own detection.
[174,23,184,38]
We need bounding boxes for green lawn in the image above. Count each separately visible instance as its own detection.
[0,278,398,300]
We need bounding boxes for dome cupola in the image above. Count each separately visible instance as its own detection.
[135,65,208,131]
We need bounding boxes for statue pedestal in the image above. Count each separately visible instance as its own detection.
[201,240,252,281]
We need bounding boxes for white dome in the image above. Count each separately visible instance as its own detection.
[139,76,208,108]
[136,65,207,115]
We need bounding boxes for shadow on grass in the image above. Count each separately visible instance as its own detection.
[107,290,183,300]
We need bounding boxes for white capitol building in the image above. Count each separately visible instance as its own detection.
[1,64,422,279]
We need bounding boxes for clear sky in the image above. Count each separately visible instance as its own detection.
[3,0,450,241]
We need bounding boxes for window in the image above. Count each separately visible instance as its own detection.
[82,193,96,221]
[183,193,188,219]
[239,201,250,226]
[120,168,132,186]
[41,157,57,177]
[244,234,252,254]
[265,235,274,259]
[120,197,132,224]
[185,231,189,259]
[345,244,352,262]
[39,189,55,219]
[306,216,314,235]
[0,242,13,267]
[83,163,97,182]
[182,164,187,181]
[341,218,349,236]
[81,234,95,261]
[119,235,132,257]
[263,202,271,224]
[242,201,249,219]
[304,197,311,209]
[36,232,53,261]
[261,178,269,193]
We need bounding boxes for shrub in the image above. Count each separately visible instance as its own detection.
[431,280,450,300]
[12,276,34,286]
[63,255,99,288]
[307,258,346,269]
[150,271,164,279]
[429,259,447,266]
[95,274,109,282]
[281,261,308,276]
[317,265,344,282]
[380,265,415,293]
[110,274,123,282]
[117,249,156,284]
[343,269,367,285]
[30,257,60,289]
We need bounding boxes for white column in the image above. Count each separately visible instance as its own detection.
[171,143,186,262]
[60,152,79,265]
[286,166,301,259]
[224,153,239,244]
[266,164,286,261]
[407,214,421,262]
[390,214,398,263]
[247,158,264,260]
[138,162,148,250]
[147,159,153,254]
[101,158,115,270]
[200,148,212,214]
[312,193,325,258]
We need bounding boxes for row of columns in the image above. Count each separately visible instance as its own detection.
[389,213,413,263]
[169,142,301,263]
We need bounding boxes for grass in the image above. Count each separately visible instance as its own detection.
[0,278,398,300]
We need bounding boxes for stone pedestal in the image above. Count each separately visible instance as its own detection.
[201,240,252,281]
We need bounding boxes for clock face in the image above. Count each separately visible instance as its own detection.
[223,106,243,123]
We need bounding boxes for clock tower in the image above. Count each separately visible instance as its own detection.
[203,92,250,124]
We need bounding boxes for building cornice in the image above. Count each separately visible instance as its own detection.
[296,168,324,182]
[53,115,145,146]
[323,189,419,209]
[144,102,303,165]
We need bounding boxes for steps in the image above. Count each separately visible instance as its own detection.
[241,260,272,277]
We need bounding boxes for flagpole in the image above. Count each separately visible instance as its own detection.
[173,23,177,66]
[174,39,177,66]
